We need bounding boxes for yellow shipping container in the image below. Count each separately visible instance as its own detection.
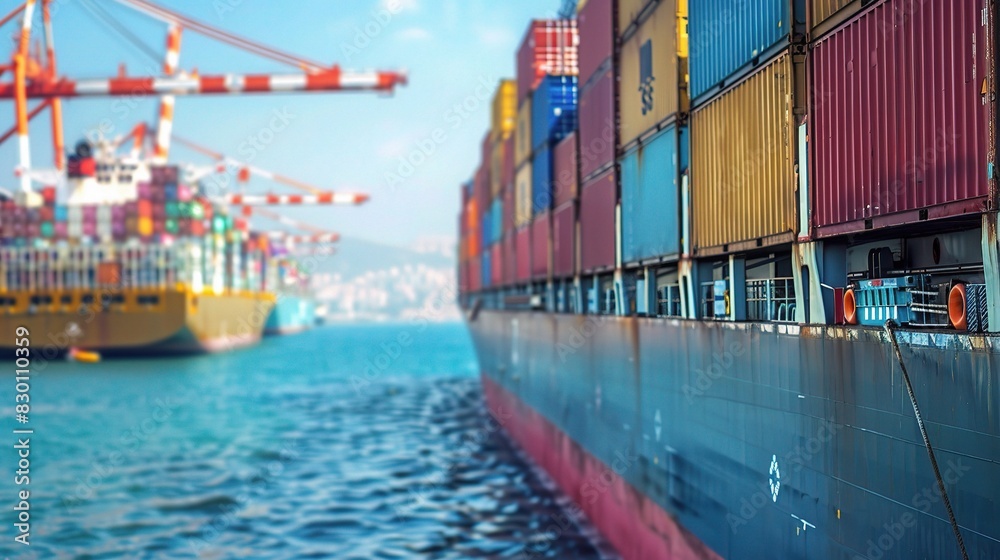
[491,80,517,142]
[618,0,687,147]
[691,51,799,254]
[515,162,533,229]
[515,97,532,169]
[810,0,864,36]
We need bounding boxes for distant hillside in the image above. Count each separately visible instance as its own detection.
[308,236,455,281]
[307,236,460,323]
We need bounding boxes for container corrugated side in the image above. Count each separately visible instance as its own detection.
[515,161,533,229]
[470,255,482,291]
[502,183,515,236]
[553,132,579,207]
[688,0,789,104]
[620,124,682,265]
[490,140,507,198]
[578,68,616,182]
[531,211,551,279]
[811,0,989,236]
[691,51,797,254]
[580,168,617,272]
[532,145,553,216]
[810,0,878,38]
[490,244,502,286]
[516,226,531,282]
[531,76,578,153]
[481,249,492,288]
[503,233,517,285]
[619,0,685,147]
[515,97,533,168]
[552,201,576,278]
[617,0,646,34]
[491,79,517,142]
[516,19,580,102]
[578,0,614,85]
[502,136,515,192]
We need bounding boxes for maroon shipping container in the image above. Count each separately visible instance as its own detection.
[577,0,614,86]
[531,211,551,279]
[553,201,576,278]
[474,164,490,220]
[516,226,532,282]
[491,244,502,286]
[580,168,617,273]
[578,67,616,182]
[502,183,515,235]
[553,132,580,207]
[811,0,989,236]
[470,255,482,292]
[502,136,515,190]
[517,19,579,102]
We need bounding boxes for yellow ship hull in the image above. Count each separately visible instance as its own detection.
[0,288,276,355]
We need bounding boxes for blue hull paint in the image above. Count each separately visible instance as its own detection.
[264,295,316,335]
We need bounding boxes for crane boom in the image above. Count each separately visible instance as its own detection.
[0,67,406,99]
[224,193,369,206]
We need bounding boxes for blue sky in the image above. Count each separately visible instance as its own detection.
[0,0,564,248]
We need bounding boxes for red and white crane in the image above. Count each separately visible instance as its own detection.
[1,0,407,192]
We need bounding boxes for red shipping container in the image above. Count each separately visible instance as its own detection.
[577,0,614,86]
[578,68,616,182]
[553,132,579,207]
[502,183,515,236]
[553,202,576,278]
[491,244,502,286]
[502,136,515,191]
[516,226,531,282]
[517,19,579,102]
[531,211,551,279]
[470,256,482,292]
[580,168,616,273]
[503,233,517,285]
[474,163,491,218]
[811,0,989,235]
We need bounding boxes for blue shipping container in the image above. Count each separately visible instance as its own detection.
[620,125,685,264]
[492,199,503,242]
[482,250,492,288]
[688,0,789,104]
[531,145,554,216]
[531,76,578,152]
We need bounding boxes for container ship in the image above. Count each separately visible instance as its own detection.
[459,1,1000,559]
[0,0,404,355]
[264,255,317,336]
[0,140,278,354]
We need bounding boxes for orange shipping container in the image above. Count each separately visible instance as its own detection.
[690,51,801,255]
[97,262,121,286]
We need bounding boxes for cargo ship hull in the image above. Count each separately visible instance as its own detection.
[264,294,315,336]
[470,310,1000,559]
[0,289,275,355]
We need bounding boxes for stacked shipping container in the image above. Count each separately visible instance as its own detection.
[617,0,687,266]
[458,0,995,310]
[577,0,618,274]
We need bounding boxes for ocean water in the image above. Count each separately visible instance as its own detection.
[0,323,610,559]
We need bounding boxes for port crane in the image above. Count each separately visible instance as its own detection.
[0,0,407,193]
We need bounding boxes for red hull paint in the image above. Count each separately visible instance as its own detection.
[482,375,722,560]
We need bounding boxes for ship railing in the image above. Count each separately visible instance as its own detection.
[746,278,796,323]
[657,284,683,317]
